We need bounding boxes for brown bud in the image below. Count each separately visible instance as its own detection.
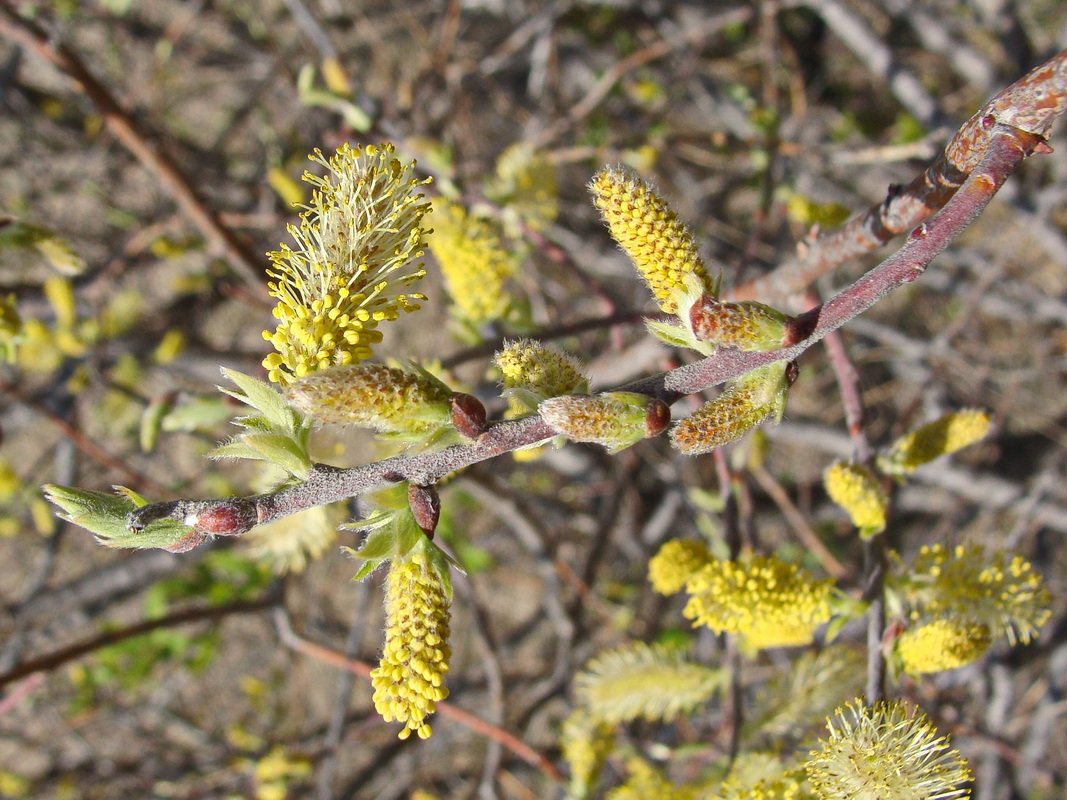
[187,498,259,536]
[644,398,671,437]
[408,483,441,537]
[450,392,488,440]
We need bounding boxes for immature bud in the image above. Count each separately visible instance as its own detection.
[539,392,671,452]
[449,392,488,440]
[408,483,441,537]
[183,498,259,537]
[286,363,452,436]
[823,461,888,538]
[495,339,588,417]
[670,361,794,455]
[689,294,803,351]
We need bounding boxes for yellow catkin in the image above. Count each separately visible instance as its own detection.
[683,554,833,651]
[285,363,451,435]
[896,619,992,675]
[370,552,452,740]
[590,167,714,315]
[806,700,971,800]
[648,538,713,595]
[823,462,888,534]
[496,338,587,398]
[907,544,1050,646]
[262,143,431,385]
[671,363,791,455]
[427,198,516,325]
[880,409,991,474]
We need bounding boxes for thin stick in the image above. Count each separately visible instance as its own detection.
[0,2,265,286]
[0,595,278,691]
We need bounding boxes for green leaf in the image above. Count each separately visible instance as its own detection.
[350,526,399,560]
[219,368,300,435]
[239,433,312,480]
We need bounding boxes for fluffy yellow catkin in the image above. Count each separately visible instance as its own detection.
[806,700,971,800]
[427,198,516,325]
[670,362,792,455]
[285,363,451,435]
[648,538,713,595]
[907,544,1050,646]
[589,166,715,315]
[895,619,992,675]
[262,143,431,385]
[879,409,991,474]
[370,552,452,740]
[683,554,834,651]
[823,462,888,536]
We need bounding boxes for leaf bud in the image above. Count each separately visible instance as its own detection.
[408,483,441,537]
[449,392,488,440]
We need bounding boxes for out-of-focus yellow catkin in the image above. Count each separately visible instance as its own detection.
[879,409,991,475]
[907,544,1050,646]
[262,143,431,385]
[895,619,992,675]
[590,166,716,315]
[285,363,451,436]
[648,538,713,595]
[823,462,888,537]
[370,551,451,740]
[428,198,516,326]
[683,554,833,651]
[608,758,699,800]
[806,700,971,800]
[671,362,793,455]
[560,710,615,799]
[496,338,588,417]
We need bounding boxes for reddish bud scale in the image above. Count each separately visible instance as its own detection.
[189,498,259,536]
[408,484,441,537]
[644,398,671,437]
[450,393,488,440]
[162,530,208,553]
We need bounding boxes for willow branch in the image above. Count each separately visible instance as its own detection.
[730,47,1067,303]
[126,122,1048,540]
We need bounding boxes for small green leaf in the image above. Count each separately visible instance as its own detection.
[350,526,399,560]
[219,368,299,435]
[239,433,312,479]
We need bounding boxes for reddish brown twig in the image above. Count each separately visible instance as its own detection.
[0,2,265,286]
[730,47,1067,303]
[0,595,278,692]
[272,610,565,784]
